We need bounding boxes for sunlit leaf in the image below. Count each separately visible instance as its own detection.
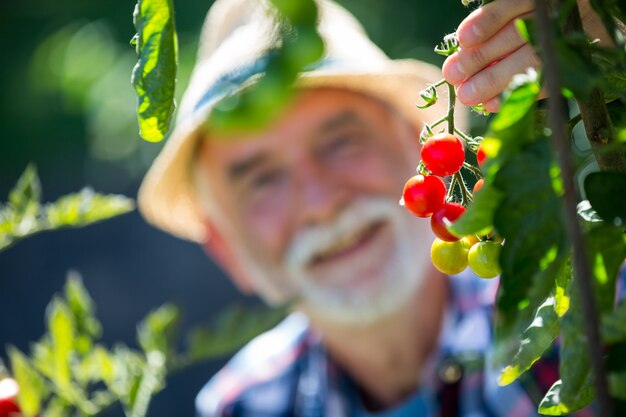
[131,0,177,142]
[8,347,48,417]
[137,304,179,358]
[45,188,134,228]
[47,298,76,388]
[449,184,502,236]
[64,271,102,345]
[499,297,561,386]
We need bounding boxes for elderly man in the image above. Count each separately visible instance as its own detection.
[138,0,607,415]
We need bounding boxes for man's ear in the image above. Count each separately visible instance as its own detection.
[201,220,256,294]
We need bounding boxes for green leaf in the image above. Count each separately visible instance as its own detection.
[539,380,575,415]
[8,347,48,417]
[603,302,626,344]
[8,164,42,219]
[45,188,134,229]
[137,303,179,357]
[584,172,626,226]
[449,184,502,236]
[128,352,166,417]
[493,140,567,349]
[610,371,626,400]
[131,0,177,142]
[499,297,561,386]
[65,271,102,345]
[47,297,76,388]
[554,36,600,99]
[186,305,287,361]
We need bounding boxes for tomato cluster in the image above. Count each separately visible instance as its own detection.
[402,135,501,278]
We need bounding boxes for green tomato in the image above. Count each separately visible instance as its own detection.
[430,238,469,275]
[468,241,502,279]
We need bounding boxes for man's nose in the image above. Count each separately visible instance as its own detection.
[295,162,349,226]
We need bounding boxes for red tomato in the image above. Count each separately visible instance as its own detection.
[473,178,485,196]
[476,144,487,168]
[420,133,465,176]
[0,378,20,417]
[431,202,466,242]
[402,175,446,217]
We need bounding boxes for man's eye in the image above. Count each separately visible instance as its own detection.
[326,134,360,156]
[249,169,285,190]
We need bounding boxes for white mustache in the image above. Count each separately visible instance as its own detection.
[285,198,399,273]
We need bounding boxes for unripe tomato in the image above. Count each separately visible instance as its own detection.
[473,179,484,196]
[430,238,469,275]
[420,133,465,176]
[468,241,502,278]
[476,143,487,168]
[0,378,20,417]
[462,235,480,247]
[402,175,446,217]
[431,203,466,242]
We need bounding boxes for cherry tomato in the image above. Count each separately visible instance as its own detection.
[402,175,446,217]
[431,203,466,242]
[476,143,487,168]
[0,378,20,417]
[473,179,484,196]
[468,241,502,278]
[420,133,465,176]
[430,238,469,275]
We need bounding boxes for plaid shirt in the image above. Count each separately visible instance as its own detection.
[196,267,625,417]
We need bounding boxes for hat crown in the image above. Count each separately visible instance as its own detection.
[177,0,389,124]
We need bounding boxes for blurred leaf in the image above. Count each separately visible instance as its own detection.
[584,172,626,226]
[209,0,323,133]
[137,304,179,365]
[45,188,134,228]
[8,164,42,220]
[499,297,561,386]
[65,271,102,344]
[41,397,71,417]
[186,305,287,361]
[128,352,166,417]
[8,347,48,417]
[610,371,626,400]
[554,36,600,99]
[131,0,178,142]
[603,302,626,344]
[47,298,76,388]
[0,166,134,252]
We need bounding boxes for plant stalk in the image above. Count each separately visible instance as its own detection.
[534,1,614,416]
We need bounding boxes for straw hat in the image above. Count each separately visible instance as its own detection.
[138,0,461,242]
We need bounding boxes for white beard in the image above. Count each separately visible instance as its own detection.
[235,197,434,325]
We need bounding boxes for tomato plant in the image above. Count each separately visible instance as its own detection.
[467,241,502,278]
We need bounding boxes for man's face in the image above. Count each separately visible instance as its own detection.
[196,88,435,324]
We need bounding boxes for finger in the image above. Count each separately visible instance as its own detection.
[456,44,540,107]
[457,0,534,48]
[443,17,529,85]
[482,97,501,113]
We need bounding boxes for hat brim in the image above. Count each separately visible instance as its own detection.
[138,59,463,242]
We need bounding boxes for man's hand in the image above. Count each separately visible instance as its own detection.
[442,0,613,112]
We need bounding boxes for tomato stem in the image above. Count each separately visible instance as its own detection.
[446,82,456,135]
